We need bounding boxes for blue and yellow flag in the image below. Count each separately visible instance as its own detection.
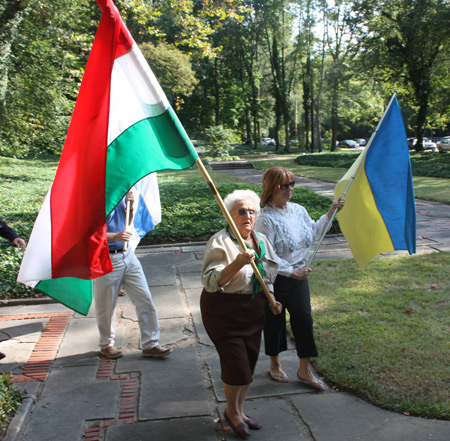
[335,95,416,267]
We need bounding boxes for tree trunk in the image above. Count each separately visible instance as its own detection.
[283,118,290,153]
[414,93,429,152]
[313,110,322,152]
[306,52,315,153]
[303,77,311,151]
[245,109,251,144]
[253,116,259,150]
[213,57,220,125]
[0,1,30,129]
[309,94,315,153]
[330,82,339,152]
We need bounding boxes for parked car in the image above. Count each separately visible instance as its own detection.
[407,137,438,152]
[339,139,358,148]
[354,138,367,146]
[261,137,275,146]
[437,138,450,152]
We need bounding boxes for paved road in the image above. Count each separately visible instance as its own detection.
[1,170,449,441]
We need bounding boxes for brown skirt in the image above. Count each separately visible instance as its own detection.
[200,288,267,386]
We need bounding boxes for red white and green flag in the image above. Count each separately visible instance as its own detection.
[17,0,198,315]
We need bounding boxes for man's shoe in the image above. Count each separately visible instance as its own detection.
[100,346,123,359]
[142,345,173,358]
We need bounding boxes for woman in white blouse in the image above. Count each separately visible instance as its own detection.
[201,189,281,438]
[254,167,344,390]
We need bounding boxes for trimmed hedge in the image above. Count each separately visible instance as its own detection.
[295,152,450,179]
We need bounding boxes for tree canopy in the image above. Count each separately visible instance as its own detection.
[0,0,449,158]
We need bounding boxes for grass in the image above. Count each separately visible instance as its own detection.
[309,253,450,420]
[0,156,57,240]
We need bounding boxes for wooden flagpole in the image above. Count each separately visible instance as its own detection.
[196,158,276,309]
[122,199,131,251]
[306,92,398,267]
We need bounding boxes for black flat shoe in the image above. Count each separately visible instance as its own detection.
[224,410,250,438]
[245,416,262,430]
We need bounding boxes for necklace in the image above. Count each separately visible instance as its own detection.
[269,202,290,216]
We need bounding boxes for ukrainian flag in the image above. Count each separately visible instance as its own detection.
[335,95,416,268]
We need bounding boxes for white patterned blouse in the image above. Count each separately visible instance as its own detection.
[254,202,331,277]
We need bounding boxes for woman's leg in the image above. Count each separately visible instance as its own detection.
[237,384,250,421]
[268,355,289,382]
[224,384,245,425]
[265,276,290,382]
[223,383,251,437]
[287,279,318,359]
[237,384,262,430]
[286,280,327,390]
[297,357,327,390]
[298,357,312,378]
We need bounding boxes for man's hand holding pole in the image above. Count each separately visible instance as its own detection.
[123,191,134,251]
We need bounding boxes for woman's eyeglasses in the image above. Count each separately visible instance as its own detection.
[279,181,296,190]
[237,209,256,217]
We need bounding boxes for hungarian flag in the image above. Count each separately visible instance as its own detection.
[17,0,198,315]
[334,95,416,267]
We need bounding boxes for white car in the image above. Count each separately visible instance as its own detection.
[437,138,450,152]
[261,137,275,146]
[408,137,438,152]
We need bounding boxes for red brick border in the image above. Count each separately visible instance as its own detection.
[0,312,72,383]
[83,370,140,440]
[0,312,71,321]
[2,311,142,440]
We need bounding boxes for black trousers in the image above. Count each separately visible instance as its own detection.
[264,275,318,359]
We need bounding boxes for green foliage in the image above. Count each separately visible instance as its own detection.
[0,247,35,299]
[143,181,333,245]
[140,41,198,102]
[408,152,450,179]
[359,0,450,137]
[0,0,449,159]
[0,0,96,157]
[201,125,239,159]
[0,373,23,434]
[295,152,450,179]
[0,155,58,299]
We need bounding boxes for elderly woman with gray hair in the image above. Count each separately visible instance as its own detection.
[201,189,281,439]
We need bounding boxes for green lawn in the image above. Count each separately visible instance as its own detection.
[309,253,450,420]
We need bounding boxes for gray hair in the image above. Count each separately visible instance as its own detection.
[223,189,260,216]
